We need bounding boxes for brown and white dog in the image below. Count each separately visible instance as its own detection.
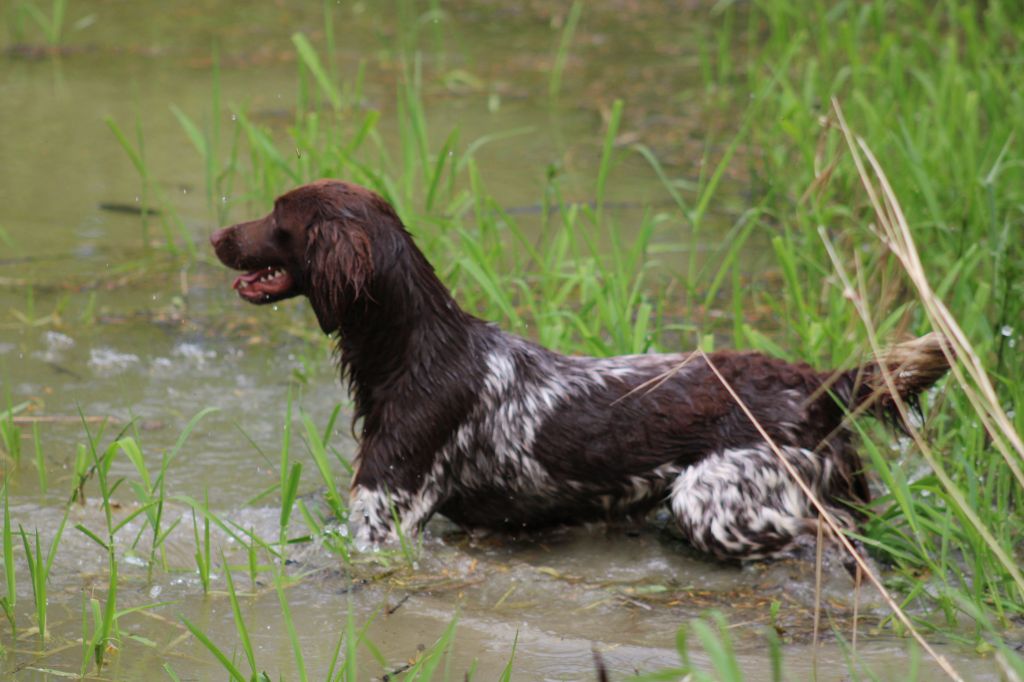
[211,179,949,560]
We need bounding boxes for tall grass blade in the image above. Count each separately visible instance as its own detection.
[292,33,343,111]
[223,555,258,678]
[31,423,46,493]
[1,483,15,634]
[275,575,309,682]
[301,412,344,519]
[595,99,624,222]
[548,0,583,100]
[181,617,249,682]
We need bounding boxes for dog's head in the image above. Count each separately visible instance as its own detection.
[211,180,400,333]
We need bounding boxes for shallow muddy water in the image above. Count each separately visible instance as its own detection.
[0,2,1003,680]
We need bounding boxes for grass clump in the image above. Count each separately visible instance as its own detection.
[707,0,1024,635]
[12,0,68,46]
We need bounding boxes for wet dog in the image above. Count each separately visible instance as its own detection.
[211,180,949,560]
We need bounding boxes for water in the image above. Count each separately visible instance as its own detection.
[0,3,998,679]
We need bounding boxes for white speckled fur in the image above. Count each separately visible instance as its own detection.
[349,484,391,550]
[438,339,690,499]
[350,337,695,544]
[670,444,853,559]
[349,335,855,560]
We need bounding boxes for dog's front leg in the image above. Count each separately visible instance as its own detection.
[349,478,443,552]
[348,484,394,550]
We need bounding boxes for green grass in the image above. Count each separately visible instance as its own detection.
[730,0,1023,597]
[548,0,583,101]
[676,3,1024,668]
[2,0,1021,678]
[105,114,196,257]
[16,0,67,46]
[19,507,67,645]
[0,485,15,635]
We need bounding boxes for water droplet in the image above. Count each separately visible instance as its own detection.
[1001,325,1013,337]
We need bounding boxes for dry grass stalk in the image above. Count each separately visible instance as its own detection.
[698,348,963,681]
[831,98,1024,604]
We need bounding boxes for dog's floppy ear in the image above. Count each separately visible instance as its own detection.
[305,217,373,334]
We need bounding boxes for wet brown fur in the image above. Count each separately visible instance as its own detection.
[210,180,951,558]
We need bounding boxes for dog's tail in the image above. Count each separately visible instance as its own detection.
[831,332,952,426]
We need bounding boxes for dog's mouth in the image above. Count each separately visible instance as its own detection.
[232,266,297,303]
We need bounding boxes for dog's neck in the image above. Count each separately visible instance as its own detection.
[330,236,483,433]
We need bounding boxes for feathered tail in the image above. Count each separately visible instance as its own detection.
[832,332,952,425]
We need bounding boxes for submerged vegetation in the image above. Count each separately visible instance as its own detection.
[1,0,1023,679]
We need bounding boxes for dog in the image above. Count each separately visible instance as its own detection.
[210,179,950,560]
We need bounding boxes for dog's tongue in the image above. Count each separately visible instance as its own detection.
[230,266,294,303]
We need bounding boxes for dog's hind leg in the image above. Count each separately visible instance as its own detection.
[668,444,858,561]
